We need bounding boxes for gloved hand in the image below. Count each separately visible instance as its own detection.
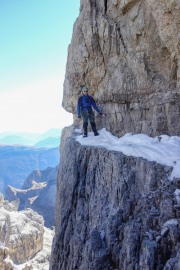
[99,112,103,115]
[78,115,81,119]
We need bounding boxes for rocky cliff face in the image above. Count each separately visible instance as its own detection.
[30,178,56,228]
[50,135,180,269]
[50,0,180,269]
[0,193,54,270]
[0,193,43,266]
[63,0,180,136]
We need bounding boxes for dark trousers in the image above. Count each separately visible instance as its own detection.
[82,110,98,135]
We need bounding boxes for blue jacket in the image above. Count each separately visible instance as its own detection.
[77,95,101,116]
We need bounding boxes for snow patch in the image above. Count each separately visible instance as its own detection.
[163,219,179,228]
[174,189,180,204]
[75,129,82,133]
[75,128,180,180]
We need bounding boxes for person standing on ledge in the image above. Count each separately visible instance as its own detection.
[77,86,103,138]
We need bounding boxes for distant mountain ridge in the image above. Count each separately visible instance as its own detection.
[0,135,30,145]
[0,145,60,194]
[5,166,58,228]
[0,128,61,194]
[34,136,60,148]
[0,128,62,147]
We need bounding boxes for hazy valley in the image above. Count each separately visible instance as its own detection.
[0,129,61,194]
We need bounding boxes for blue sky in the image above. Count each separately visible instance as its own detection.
[0,0,79,133]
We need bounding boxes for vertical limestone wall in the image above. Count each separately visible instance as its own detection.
[63,0,180,136]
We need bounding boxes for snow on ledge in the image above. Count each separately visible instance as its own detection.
[174,189,180,204]
[75,128,180,180]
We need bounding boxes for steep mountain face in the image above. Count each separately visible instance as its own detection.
[50,0,180,269]
[30,178,56,228]
[50,135,180,270]
[63,0,180,137]
[5,167,58,228]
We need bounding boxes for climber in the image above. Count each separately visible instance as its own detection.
[77,86,103,137]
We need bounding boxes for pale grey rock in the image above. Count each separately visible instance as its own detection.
[0,246,14,270]
[19,227,54,270]
[0,196,54,269]
[63,0,180,137]
[0,203,44,264]
[0,228,53,270]
[50,136,180,270]
[0,192,3,206]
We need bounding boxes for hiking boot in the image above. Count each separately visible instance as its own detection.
[83,134,87,138]
[94,132,99,136]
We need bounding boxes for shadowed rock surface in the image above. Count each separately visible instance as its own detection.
[30,178,56,228]
[22,167,58,189]
[50,135,180,270]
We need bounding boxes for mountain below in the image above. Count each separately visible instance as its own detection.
[6,166,58,228]
[0,145,59,194]
[0,193,54,270]
[0,128,61,195]
[22,166,58,189]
